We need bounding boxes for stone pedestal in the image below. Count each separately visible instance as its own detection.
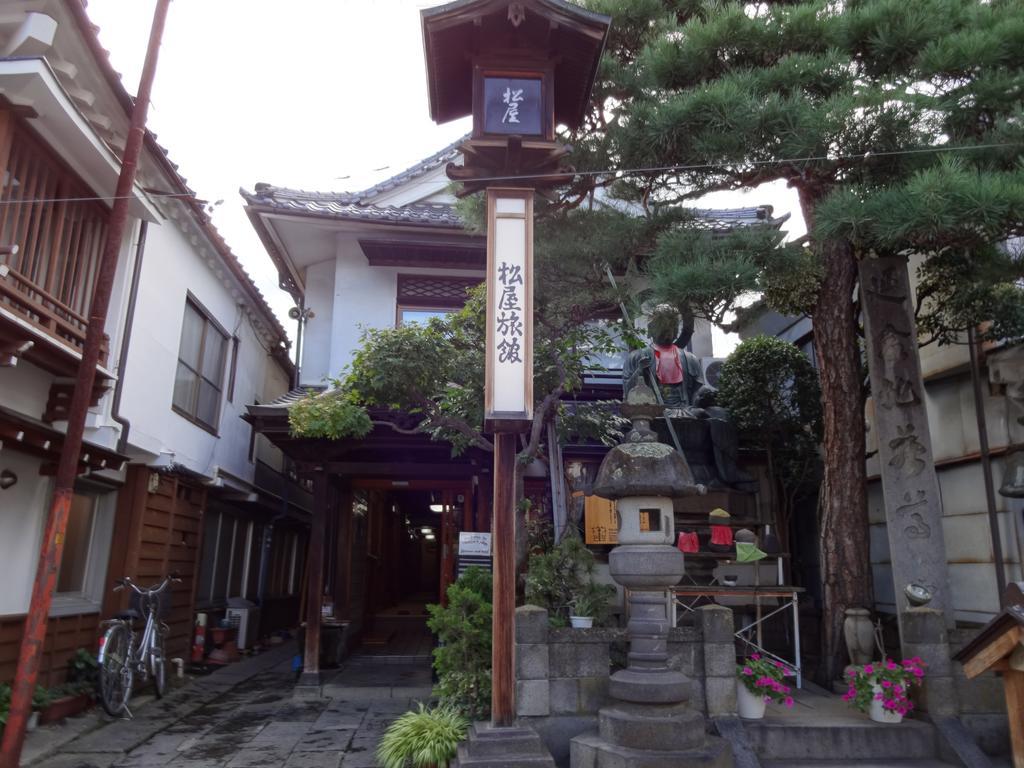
[453,722,557,768]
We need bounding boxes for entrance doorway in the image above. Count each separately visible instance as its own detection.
[351,480,472,659]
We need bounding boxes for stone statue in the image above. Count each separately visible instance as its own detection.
[624,303,757,492]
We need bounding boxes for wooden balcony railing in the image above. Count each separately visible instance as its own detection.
[0,263,109,366]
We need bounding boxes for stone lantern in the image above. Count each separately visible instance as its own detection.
[571,382,733,767]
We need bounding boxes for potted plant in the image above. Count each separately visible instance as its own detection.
[842,657,925,723]
[569,592,600,629]
[376,703,468,768]
[28,685,52,732]
[736,653,795,719]
[40,649,98,725]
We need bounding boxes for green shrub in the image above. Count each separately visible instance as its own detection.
[524,536,614,627]
[426,567,492,720]
[376,703,468,768]
[66,648,99,696]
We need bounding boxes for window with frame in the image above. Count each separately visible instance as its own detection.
[173,298,228,431]
[51,487,115,616]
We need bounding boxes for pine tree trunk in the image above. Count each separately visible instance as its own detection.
[799,188,873,684]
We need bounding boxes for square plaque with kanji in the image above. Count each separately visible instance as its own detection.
[483,77,543,136]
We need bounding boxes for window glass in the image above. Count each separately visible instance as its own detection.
[173,362,198,412]
[202,331,227,384]
[57,493,96,593]
[400,308,450,326]
[172,298,227,430]
[179,305,204,369]
[197,380,220,426]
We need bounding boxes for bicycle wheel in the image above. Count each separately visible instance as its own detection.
[150,626,167,698]
[99,623,133,716]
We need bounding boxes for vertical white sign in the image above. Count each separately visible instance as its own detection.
[486,189,533,427]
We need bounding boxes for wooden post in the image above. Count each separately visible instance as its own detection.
[302,469,328,685]
[1004,670,1024,768]
[491,432,517,726]
[335,480,353,620]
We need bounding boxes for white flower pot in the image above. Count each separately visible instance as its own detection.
[27,711,39,732]
[737,683,766,719]
[869,684,903,724]
[569,616,593,629]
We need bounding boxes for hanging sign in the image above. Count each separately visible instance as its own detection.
[485,188,533,432]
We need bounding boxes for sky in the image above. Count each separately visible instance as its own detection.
[85,0,805,357]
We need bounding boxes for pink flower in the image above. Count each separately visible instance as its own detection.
[881,680,892,689]
[750,653,761,661]
[774,661,784,668]
[784,696,794,708]
[886,660,898,671]
[864,664,874,675]
[743,667,753,675]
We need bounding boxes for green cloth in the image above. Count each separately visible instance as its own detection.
[735,542,767,562]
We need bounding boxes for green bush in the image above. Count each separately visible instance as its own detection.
[376,703,468,768]
[525,536,615,627]
[426,568,492,720]
[66,648,99,696]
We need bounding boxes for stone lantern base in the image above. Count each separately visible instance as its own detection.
[571,727,733,768]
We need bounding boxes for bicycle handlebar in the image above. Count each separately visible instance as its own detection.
[112,573,180,595]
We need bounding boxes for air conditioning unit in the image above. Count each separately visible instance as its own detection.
[701,357,726,389]
[225,606,261,650]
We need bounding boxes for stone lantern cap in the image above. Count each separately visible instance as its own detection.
[591,382,700,500]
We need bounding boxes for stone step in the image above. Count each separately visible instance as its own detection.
[762,761,958,767]
[744,718,939,761]
[571,731,733,768]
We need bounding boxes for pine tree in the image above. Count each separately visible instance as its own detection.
[566,0,1024,679]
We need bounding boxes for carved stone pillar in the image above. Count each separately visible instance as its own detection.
[860,255,954,635]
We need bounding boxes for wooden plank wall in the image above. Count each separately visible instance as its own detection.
[0,613,100,687]
[104,467,207,661]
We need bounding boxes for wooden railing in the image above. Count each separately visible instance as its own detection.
[0,263,109,366]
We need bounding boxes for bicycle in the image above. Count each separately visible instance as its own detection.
[97,572,180,717]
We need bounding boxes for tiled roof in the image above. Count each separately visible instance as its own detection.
[68,2,291,354]
[241,187,464,229]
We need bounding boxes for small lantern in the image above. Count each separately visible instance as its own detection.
[421,0,611,193]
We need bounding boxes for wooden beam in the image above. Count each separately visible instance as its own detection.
[1004,669,1024,768]
[962,626,1022,679]
[301,470,328,685]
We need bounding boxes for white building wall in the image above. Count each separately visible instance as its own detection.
[328,234,398,379]
[116,217,278,483]
[299,258,336,387]
[0,451,50,615]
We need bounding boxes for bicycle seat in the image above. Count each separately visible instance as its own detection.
[114,608,142,621]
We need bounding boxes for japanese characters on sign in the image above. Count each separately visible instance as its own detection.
[584,495,618,545]
[483,77,543,135]
[486,190,533,426]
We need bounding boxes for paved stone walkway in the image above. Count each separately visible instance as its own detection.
[27,647,434,768]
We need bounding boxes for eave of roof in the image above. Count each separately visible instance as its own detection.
[67,1,291,357]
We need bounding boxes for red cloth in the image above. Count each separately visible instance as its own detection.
[710,525,734,547]
[677,531,699,554]
[653,344,683,385]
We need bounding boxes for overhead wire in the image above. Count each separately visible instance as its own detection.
[0,141,1018,206]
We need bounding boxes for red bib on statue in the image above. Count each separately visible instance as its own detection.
[653,344,683,385]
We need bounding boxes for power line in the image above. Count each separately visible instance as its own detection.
[0,141,1018,206]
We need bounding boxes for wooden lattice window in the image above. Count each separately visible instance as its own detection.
[396,274,481,326]
[0,119,110,318]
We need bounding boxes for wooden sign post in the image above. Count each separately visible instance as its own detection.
[421,0,610,736]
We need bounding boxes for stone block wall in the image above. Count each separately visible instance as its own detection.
[514,604,738,721]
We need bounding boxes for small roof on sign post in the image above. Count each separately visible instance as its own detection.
[421,0,611,129]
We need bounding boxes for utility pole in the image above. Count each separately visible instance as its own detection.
[0,2,171,765]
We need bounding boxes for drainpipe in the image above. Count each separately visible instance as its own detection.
[112,220,149,455]
[968,325,1008,604]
